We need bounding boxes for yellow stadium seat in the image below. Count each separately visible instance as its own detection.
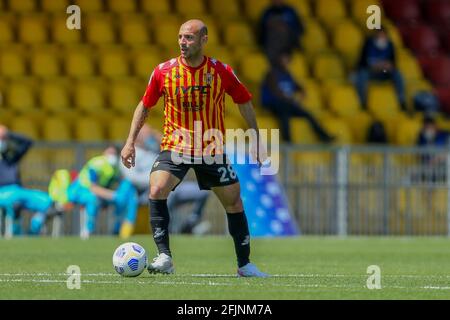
[7,81,37,115]
[285,0,311,17]
[8,0,36,12]
[352,0,382,27]
[109,118,131,142]
[0,47,26,78]
[313,53,345,82]
[205,46,234,67]
[42,117,72,141]
[154,22,180,48]
[85,14,116,45]
[367,84,401,119]
[397,50,423,81]
[378,112,409,143]
[225,116,247,130]
[42,0,69,12]
[146,113,165,133]
[290,118,320,144]
[395,118,422,146]
[64,46,95,78]
[321,117,353,144]
[9,117,40,139]
[175,0,206,15]
[51,14,82,45]
[301,79,324,116]
[328,85,361,117]
[240,53,269,84]
[244,0,271,21]
[30,46,61,78]
[131,47,162,79]
[119,17,150,46]
[383,20,404,49]
[333,20,364,69]
[301,18,329,60]
[256,116,280,131]
[74,0,103,12]
[108,0,136,13]
[39,80,73,114]
[110,80,140,115]
[316,0,347,31]
[99,50,130,79]
[289,52,308,83]
[75,117,105,141]
[204,23,220,46]
[0,17,14,44]
[18,15,48,45]
[141,0,171,15]
[209,0,241,18]
[224,22,257,47]
[341,110,373,144]
[74,81,108,118]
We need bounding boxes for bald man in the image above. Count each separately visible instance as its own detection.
[121,20,269,277]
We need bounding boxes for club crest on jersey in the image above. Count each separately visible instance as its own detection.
[204,73,213,85]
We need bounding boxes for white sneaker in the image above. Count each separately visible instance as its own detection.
[237,263,269,278]
[147,253,175,274]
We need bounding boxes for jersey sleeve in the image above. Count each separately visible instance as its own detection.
[221,64,252,104]
[141,66,164,108]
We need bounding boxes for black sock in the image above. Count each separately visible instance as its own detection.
[149,199,171,257]
[226,211,250,268]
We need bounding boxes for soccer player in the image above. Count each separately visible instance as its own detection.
[121,19,268,277]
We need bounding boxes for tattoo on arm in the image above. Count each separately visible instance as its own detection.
[127,102,149,143]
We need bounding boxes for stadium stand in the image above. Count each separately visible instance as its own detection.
[0,0,446,147]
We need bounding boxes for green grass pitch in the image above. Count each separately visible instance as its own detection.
[1,235,450,299]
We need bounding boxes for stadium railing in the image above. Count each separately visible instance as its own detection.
[2,142,450,237]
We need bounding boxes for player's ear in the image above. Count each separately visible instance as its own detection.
[201,34,208,46]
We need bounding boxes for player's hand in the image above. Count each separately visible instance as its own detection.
[121,142,136,168]
[250,139,268,167]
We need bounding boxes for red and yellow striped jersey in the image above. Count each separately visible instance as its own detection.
[141,56,252,156]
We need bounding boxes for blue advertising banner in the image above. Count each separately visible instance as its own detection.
[230,153,300,237]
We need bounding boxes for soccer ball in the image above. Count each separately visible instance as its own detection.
[112,242,148,277]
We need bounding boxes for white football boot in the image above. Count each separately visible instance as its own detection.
[147,253,175,274]
[237,263,269,278]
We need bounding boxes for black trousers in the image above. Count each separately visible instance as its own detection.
[266,101,331,143]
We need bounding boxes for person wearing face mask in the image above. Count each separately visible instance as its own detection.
[416,115,450,183]
[0,124,34,235]
[67,145,138,238]
[354,27,406,111]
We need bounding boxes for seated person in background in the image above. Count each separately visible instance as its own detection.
[261,52,334,143]
[258,0,304,60]
[416,116,449,183]
[0,124,34,235]
[68,146,138,239]
[120,124,210,234]
[354,27,406,110]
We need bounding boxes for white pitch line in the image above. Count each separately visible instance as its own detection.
[2,272,450,279]
[1,277,450,291]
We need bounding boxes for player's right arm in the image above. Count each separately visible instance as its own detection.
[121,66,164,168]
[121,102,149,168]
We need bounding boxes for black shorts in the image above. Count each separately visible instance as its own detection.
[150,151,239,190]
